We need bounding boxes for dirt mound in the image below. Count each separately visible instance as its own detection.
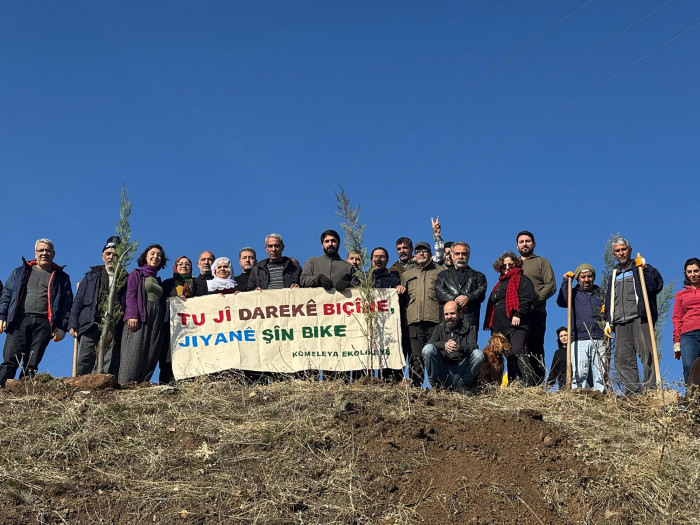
[335,402,587,524]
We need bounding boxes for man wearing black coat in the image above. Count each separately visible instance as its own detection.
[0,238,73,387]
[434,241,487,349]
[422,301,485,393]
[248,234,302,290]
[68,236,126,376]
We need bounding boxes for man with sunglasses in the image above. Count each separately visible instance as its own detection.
[400,241,445,387]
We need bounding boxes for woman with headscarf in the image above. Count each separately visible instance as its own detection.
[207,257,238,295]
[118,244,168,384]
[162,256,205,300]
[672,257,700,386]
[483,251,536,386]
[158,256,206,384]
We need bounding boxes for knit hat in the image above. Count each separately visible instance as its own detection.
[103,236,121,253]
[574,263,595,280]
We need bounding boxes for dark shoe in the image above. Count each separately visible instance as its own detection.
[454,382,474,396]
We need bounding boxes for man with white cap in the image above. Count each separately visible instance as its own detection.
[69,236,126,376]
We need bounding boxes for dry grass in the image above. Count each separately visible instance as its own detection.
[0,375,698,524]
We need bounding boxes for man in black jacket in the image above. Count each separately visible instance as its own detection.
[434,241,487,349]
[68,236,126,375]
[369,247,401,289]
[235,247,257,291]
[248,234,301,290]
[0,238,73,387]
[422,301,484,393]
[196,251,215,279]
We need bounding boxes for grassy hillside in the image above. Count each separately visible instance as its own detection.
[0,376,698,524]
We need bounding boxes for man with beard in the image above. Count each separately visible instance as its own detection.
[380,245,411,382]
[516,230,555,384]
[234,247,257,291]
[300,230,354,381]
[434,241,487,348]
[300,230,353,291]
[389,237,416,277]
[248,234,301,290]
[401,241,445,387]
[556,264,607,392]
[603,238,663,394]
[422,301,484,393]
[68,236,127,376]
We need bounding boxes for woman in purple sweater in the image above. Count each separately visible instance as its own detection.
[118,244,168,384]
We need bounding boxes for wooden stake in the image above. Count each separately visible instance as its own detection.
[72,334,78,378]
[637,253,662,392]
[72,281,79,378]
[565,275,572,390]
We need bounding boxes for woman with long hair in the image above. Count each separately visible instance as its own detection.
[118,244,168,383]
[672,257,700,385]
[483,251,535,385]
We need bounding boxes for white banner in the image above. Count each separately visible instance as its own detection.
[170,287,403,379]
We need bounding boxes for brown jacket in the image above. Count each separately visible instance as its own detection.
[401,260,445,325]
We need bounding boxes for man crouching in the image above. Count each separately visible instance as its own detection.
[422,301,484,393]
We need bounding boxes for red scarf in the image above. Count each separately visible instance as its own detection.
[483,268,522,330]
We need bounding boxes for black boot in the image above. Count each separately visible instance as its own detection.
[517,354,536,387]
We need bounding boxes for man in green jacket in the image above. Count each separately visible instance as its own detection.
[517,230,555,385]
[400,241,445,387]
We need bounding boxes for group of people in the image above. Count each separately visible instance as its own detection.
[0,224,697,396]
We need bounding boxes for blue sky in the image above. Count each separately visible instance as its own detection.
[2,1,698,385]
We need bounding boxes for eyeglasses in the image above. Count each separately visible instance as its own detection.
[414,249,430,254]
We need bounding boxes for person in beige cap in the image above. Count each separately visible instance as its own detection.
[556,263,607,392]
[401,241,445,387]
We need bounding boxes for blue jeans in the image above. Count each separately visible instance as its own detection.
[422,344,484,389]
[571,339,606,392]
[680,329,700,384]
